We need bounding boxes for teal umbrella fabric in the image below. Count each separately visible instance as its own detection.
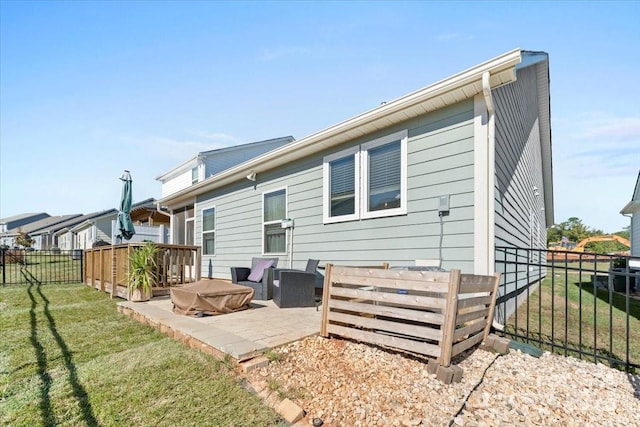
[116,170,135,241]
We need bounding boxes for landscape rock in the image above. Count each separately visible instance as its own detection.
[246,336,640,426]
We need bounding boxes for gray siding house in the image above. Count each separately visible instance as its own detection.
[34,210,116,250]
[621,171,640,257]
[159,49,553,287]
[0,213,50,234]
[3,214,82,249]
[157,137,295,246]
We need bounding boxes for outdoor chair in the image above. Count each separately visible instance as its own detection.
[272,259,320,308]
[230,257,278,300]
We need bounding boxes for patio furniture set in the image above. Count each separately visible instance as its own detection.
[170,257,321,316]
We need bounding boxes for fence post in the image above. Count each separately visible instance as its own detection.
[80,250,84,283]
[320,263,333,337]
[483,272,502,341]
[1,248,5,286]
[439,269,461,367]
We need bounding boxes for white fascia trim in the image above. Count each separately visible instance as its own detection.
[155,155,200,182]
[159,49,523,208]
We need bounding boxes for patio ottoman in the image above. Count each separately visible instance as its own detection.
[170,279,254,316]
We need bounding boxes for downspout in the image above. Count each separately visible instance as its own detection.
[482,72,503,331]
[156,202,172,244]
[482,71,496,275]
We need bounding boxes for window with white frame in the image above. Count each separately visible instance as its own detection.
[202,207,215,255]
[323,130,407,223]
[263,188,287,254]
[191,167,199,185]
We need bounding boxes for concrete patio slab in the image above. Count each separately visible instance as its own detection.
[118,295,322,361]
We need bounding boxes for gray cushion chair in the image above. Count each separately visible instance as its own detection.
[230,257,279,300]
[272,259,320,308]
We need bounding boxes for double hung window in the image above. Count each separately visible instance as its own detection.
[202,207,215,255]
[323,130,407,223]
[263,188,287,254]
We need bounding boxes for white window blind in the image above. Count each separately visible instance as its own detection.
[330,155,356,217]
[367,140,401,211]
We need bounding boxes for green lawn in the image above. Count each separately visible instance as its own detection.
[0,283,282,426]
[505,265,640,370]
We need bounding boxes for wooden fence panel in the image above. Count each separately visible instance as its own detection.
[321,265,501,367]
[450,272,501,360]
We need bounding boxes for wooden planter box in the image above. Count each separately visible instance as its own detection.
[320,265,500,367]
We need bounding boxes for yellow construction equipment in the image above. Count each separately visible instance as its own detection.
[573,235,630,253]
[547,235,630,260]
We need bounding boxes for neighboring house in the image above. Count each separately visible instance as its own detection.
[158,49,553,295]
[620,170,640,257]
[2,214,82,249]
[0,212,50,234]
[59,209,118,250]
[32,210,122,250]
[54,227,74,251]
[0,212,51,246]
[65,198,168,249]
[156,136,294,246]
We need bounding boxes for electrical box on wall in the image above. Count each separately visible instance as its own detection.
[281,218,294,229]
[438,195,450,216]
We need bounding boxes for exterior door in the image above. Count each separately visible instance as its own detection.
[185,217,194,246]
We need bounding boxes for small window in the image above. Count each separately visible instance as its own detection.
[191,167,199,185]
[202,207,215,255]
[263,188,287,254]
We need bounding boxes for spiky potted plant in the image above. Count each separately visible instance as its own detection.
[128,242,159,302]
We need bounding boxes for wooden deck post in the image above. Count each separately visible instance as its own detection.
[110,246,116,299]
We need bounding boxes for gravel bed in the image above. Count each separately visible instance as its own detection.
[247,336,640,426]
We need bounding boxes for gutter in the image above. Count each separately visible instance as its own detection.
[159,49,523,208]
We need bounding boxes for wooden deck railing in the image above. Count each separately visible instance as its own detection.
[83,243,201,300]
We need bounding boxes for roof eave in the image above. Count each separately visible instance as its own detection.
[155,156,200,182]
[621,201,640,215]
[159,48,524,208]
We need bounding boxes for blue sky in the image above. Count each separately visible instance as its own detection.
[1,1,638,233]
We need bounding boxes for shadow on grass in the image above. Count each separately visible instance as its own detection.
[504,324,634,371]
[27,284,55,426]
[26,275,99,426]
[576,280,640,323]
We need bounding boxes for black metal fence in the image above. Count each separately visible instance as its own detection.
[1,248,83,285]
[495,246,639,372]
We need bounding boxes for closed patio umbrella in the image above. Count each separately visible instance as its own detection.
[116,170,135,241]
